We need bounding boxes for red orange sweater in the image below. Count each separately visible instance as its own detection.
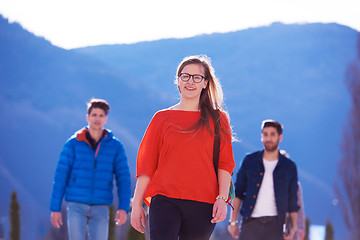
[136,109,235,205]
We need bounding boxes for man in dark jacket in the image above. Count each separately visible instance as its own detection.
[228,120,299,240]
[50,98,131,240]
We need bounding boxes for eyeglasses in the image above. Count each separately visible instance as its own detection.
[179,73,205,83]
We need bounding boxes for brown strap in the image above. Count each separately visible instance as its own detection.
[212,110,235,209]
[213,109,220,179]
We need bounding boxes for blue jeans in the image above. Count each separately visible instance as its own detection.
[67,202,109,240]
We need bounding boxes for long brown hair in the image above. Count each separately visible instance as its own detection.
[175,55,229,137]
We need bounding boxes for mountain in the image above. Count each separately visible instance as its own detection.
[0,15,169,239]
[1,14,358,239]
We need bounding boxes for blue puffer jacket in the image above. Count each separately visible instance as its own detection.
[50,127,131,212]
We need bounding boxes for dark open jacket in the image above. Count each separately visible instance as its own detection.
[235,150,299,224]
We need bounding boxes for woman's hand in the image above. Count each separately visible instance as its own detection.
[130,175,150,233]
[212,169,232,224]
[130,203,146,233]
[211,198,227,223]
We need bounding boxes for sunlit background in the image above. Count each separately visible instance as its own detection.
[0,0,359,49]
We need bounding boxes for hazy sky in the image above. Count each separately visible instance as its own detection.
[1,0,359,49]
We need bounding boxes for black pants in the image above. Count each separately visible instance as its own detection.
[149,195,216,240]
[239,216,283,240]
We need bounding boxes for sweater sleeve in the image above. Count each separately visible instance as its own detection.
[218,111,235,175]
[114,142,131,212]
[136,112,163,178]
[49,139,74,212]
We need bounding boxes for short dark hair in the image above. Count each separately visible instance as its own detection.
[261,119,283,135]
[87,98,110,115]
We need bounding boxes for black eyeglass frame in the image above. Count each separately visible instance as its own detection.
[178,73,205,83]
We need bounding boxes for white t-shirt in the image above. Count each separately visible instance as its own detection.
[251,158,279,217]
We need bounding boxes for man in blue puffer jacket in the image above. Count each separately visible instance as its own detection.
[50,98,131,240]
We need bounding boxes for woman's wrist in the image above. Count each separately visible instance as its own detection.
[131,197,143,207]
[216,195,228,202]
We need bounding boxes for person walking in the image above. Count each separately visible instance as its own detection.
[50,98,131,240]
[228,120,299,240]
[131,55,235,240]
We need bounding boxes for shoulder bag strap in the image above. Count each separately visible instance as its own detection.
[213,109,220,179]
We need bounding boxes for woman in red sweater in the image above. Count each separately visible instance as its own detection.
[131,55,235,240]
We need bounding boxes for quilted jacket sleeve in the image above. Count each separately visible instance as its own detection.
[114,141,131,212]
[49,139,74,212]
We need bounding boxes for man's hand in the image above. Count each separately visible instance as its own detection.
[227,224,239,239]
[115,209,127,226]
[297,229,305,240]
[50,212,63,229]
[227,197,242,239]
[284,227,296,240]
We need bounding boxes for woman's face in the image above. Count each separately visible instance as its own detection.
[177,63,208,101]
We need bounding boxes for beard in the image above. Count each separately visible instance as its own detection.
[264,142,279,152]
